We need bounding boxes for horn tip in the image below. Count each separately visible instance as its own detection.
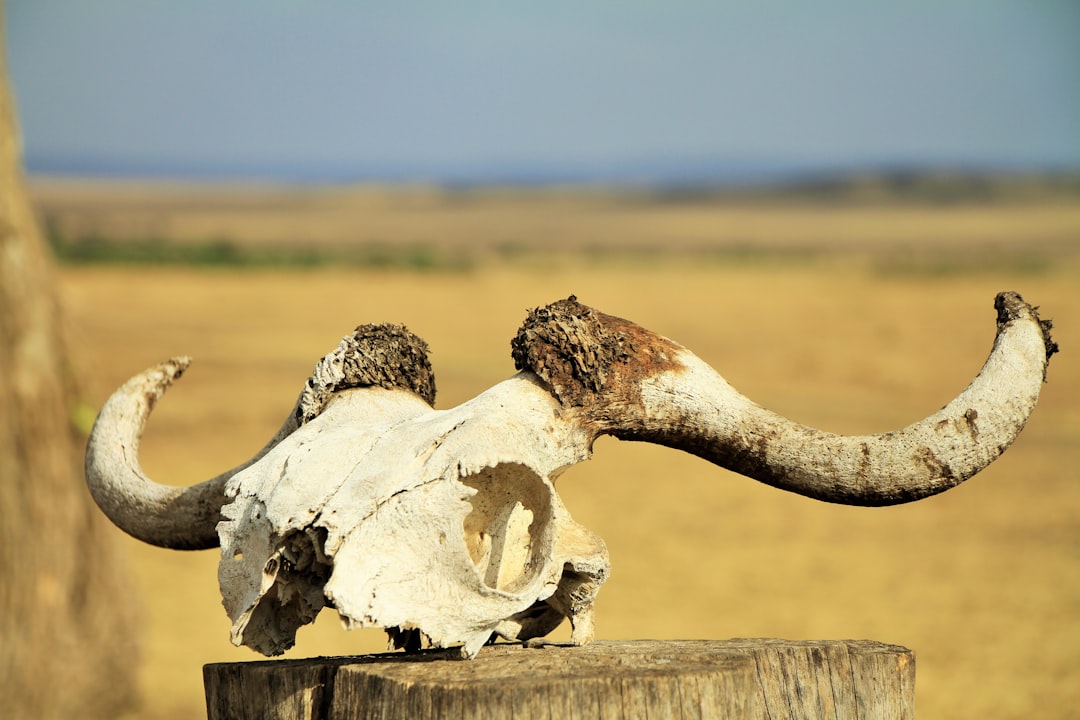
[166,355,193,377]
[994,291,1058,365]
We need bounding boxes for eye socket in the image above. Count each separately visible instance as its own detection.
[460,463,553,594]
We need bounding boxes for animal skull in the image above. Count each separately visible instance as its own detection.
[86,294,1056,658]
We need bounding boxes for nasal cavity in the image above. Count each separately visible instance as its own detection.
[460,463,553,594]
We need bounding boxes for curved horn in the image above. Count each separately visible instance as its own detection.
[86,357,246,549]
[85,324,435,550]
[513,292,1057,506]
[85,357,323,549]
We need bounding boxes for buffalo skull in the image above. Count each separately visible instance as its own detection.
[86,294,1056,658]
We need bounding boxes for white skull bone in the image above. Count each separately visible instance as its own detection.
[217,374,608,658]
[85,294,1056,658]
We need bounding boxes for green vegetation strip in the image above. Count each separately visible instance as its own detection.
[47,231,1066,277]
[47,233,474,271]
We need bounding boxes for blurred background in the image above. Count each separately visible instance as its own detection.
[3,2,1078,718]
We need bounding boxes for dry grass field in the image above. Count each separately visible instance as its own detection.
[44,181,1079,719]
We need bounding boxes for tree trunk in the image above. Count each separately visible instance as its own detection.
[204,639,915,720]
[0,5,139,717]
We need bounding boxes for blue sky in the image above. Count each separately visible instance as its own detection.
[6,1,1080,183]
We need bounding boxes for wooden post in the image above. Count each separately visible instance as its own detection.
[204,639,913,719]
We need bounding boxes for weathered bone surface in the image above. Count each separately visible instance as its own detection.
[217,375,607,658]
[85,293,1056,658]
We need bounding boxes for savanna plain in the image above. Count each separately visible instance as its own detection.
[41,178,1080,719]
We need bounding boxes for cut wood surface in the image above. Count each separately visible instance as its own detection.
[204,639,913,720]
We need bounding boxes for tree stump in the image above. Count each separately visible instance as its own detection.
[204,639,913,719]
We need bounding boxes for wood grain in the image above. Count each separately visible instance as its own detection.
[204,639,913,719]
